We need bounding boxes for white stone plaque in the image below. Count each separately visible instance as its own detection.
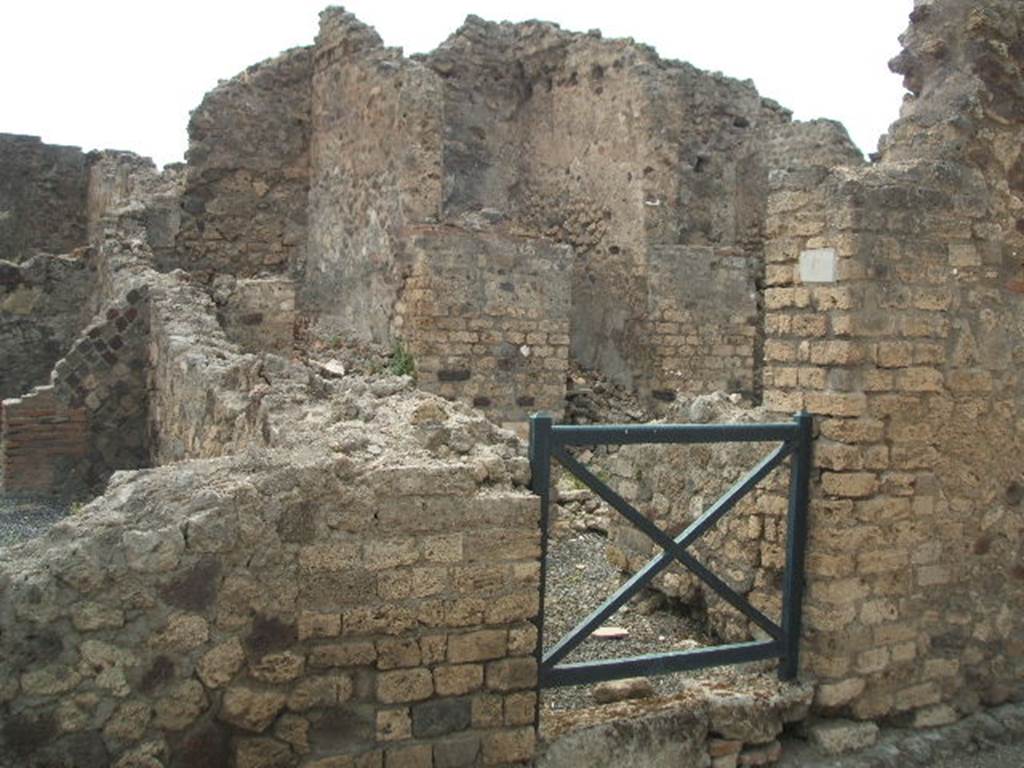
[799,248,837,283]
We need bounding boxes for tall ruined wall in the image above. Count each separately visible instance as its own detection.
[303,10,443,342]
[422,21,783,398]
[759,0,1024,720]
[175,48,312,280]
[0,134,89,263]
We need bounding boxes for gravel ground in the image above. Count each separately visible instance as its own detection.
[930,742,1024,767]
[540,530,715,712]
[0,493,69,548]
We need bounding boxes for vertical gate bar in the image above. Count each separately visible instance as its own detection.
[529,412,554,705]
[779,411,813,680]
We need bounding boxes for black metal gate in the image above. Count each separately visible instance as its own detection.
[528,412,812,687]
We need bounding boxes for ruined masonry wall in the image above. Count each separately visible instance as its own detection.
[175,48,312,279]
[0,387,88,495]
[763,159,1024,719]
[1,284,151,495]
[0,252,96,401]
[303,10,443,342]
[642,246,759,400]
[756,0,1024,716]
[147,267,264,465]
[214,278,297,355]
[0,448,541,767]
[396,228,572,423]
[0,134,89,262]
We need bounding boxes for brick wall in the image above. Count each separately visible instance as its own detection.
[396,228,572,424]
[762,148,1024,717]
[0,387,88,494]
[0,284,151,495]
[639,246,760,403]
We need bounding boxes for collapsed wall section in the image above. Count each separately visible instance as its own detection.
[0,134,89,263]
[0,251,96,401]
[1,281,150,495]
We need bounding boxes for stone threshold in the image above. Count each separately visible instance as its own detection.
[778,701,1024,768]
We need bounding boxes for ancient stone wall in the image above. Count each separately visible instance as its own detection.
[303,10,443,343]
[0,251,96,400]
[1,280,150,495]
[641,246,759,402]
[213,277,297,355]
[87,151,182,270]
[396,228,572,424]
[423,19,789,400]
[0,362,542,768]
[146,266,265,465]
[175,48,312,280]
[757,0,1024,720]
[0,134,89,262]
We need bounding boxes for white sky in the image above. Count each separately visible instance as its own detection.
[1,1,913,168]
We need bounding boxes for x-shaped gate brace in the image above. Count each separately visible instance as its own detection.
[528,413,813,688]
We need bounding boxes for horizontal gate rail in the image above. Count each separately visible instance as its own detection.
[543,640,781,688]
[549,422,800,446]
[529,411,813,689]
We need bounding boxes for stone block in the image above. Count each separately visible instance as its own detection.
[376,708,412,742]
[592,677,655,704]
[411,697,472,738]
[485,657,537,692]
[434,734,481,768]
[482,727,535,766]
[434,664,484,696]
[737,740,781,766]
[815,678,866,708]
[377,668,433,704]
[385,743,432,768]
[220,686,287,732]
[448,630,507,663]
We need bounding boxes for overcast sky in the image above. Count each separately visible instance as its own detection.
[1,1,913,168]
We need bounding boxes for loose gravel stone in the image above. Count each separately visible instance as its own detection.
[0,493,70,547]
[540,531,714,712]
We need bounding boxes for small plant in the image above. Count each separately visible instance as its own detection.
[388,341,416,378]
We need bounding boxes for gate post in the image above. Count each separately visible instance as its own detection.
[779,411,813,680]
[529,412,554,714]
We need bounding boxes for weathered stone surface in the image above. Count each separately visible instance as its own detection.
[197,639,245,688]
[220,686,287,733]
[592,677,656,704]
[152,680,208,731]
[808,719,880,755]
[411,697,472,738]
